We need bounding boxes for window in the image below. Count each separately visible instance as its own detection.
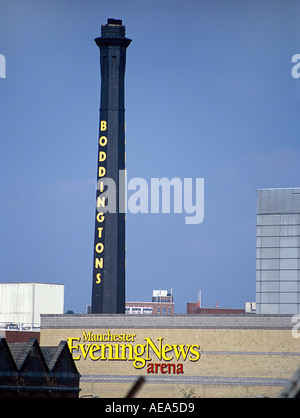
[143,308,153,315]
[133,308,141,314]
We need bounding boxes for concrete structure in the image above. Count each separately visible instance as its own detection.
[91,19,131,313]
[0,283,64,329]
[256,188,300,314]
[41,314,299,398]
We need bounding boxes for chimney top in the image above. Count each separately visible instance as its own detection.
[107,18,123,26]
[96,19,131,47]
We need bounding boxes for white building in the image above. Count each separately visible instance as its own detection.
[256,188,300,314]
[152,289,173,303]
[0,283,64,329]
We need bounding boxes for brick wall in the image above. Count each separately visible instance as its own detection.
[40,314,299,398]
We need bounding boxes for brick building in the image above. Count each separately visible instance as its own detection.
[187,303,244,315]
[41,314,299,398]
[125,290,174,315]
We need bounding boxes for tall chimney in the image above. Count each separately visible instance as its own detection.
[91,19,131,313]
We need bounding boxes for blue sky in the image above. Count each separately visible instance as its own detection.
[1,0,300,313]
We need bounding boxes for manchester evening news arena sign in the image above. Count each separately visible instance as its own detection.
[67,330,201,374]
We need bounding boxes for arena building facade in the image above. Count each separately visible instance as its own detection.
[40,314,300,398]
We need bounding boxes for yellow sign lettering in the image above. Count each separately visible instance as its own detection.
[145,337,163,361]
[100,120,107,131]
[95,243,104,253]
[95,258,103,269]
[172,344,191,361]
[99,151,106,162]
[99,136,108,146]
[67,338,81,360]
[98,166,106,177]
[79,344,91,360]
[82,331,92,342]
[162,344,174,361]
[97,196,106,208]
[99,182,104,192]
[96,212,105,223]
[68,332,201,375]
[89,344,102,360]
[189,345,201,361]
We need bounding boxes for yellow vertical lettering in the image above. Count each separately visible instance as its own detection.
[97,196,106,208]
[96,273,102,284]
[100,121,107,131]
[95,243,104,253]
[99,136,108,146]
[95,258,103,269]
[96,212,105,223]
[98,166,106,177]
[98,227,103,238]
[99,151,106,162]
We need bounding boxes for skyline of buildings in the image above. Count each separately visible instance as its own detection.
[3,187,300,322]
[2,7,300,398]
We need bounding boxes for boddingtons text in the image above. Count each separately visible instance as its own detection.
[67,335,201,369]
